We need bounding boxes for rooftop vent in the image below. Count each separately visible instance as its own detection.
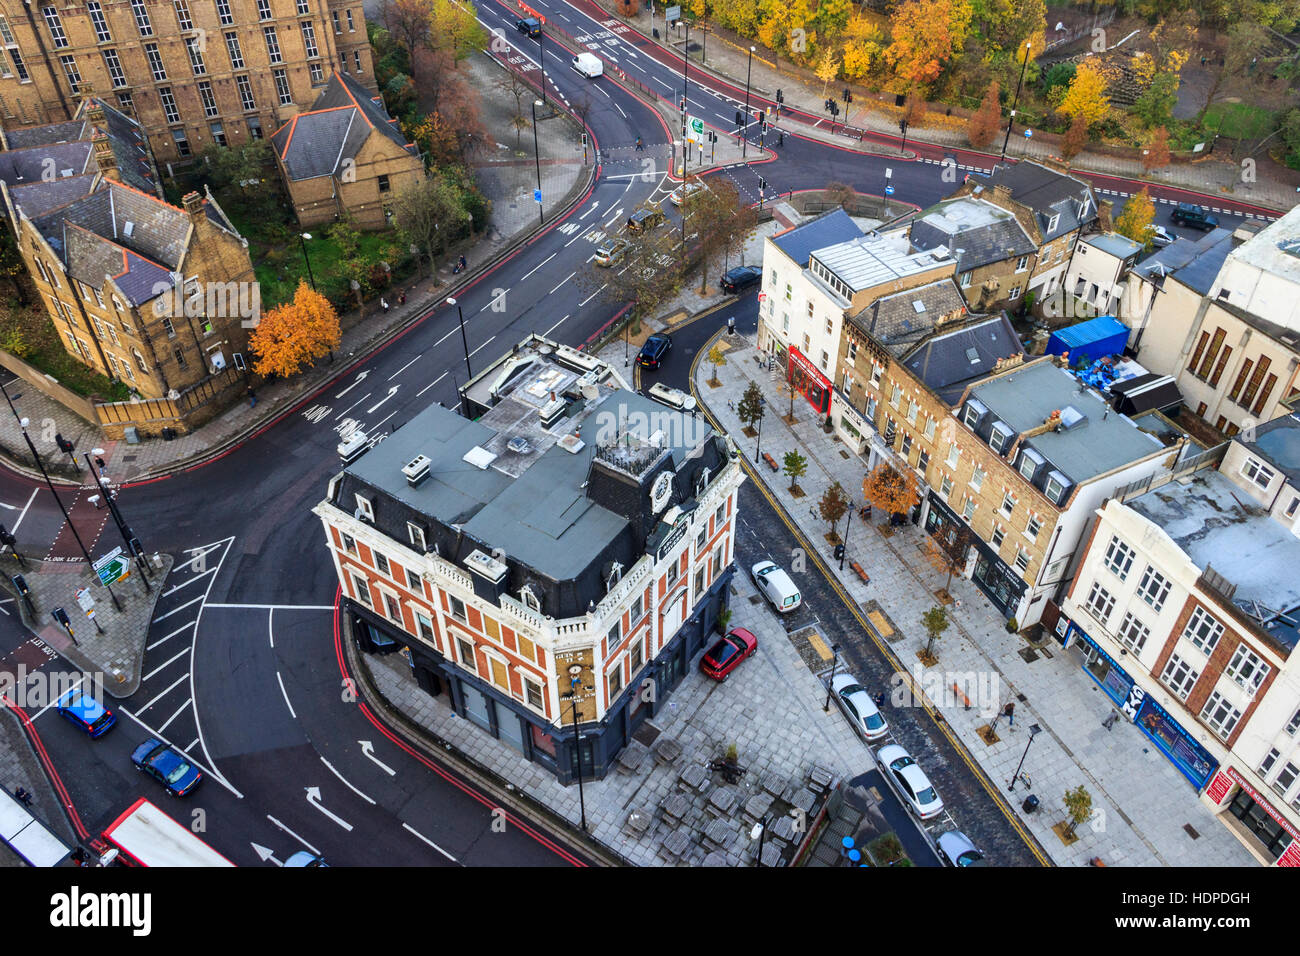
[966,347,980,364]
[558,434,585,454]
[1059,405,1087,430]
[401,454,431,487]
[123,221,134,237]
[539,398,566,429]
[552,343,601,375]
[465,549,508,584]
[506,436,531,455]
[912,300,927,314]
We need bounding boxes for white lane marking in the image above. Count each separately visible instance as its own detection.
[366,386,399,414]
[204,603,336,609]
[579,285,606,307]
[579,201,602,220]
[596,83,610,98]
[9,488,36,534]
[520,252,556,281]
[468,335,496,359]
[416,371,448,398]
[370,409,399,434]
[142,647,190,682]
[305,787,353,831]
[162,566,215,596]
[334,393,373,421]
[155,594,204,622]
[115,702,242,798]
[136,672,189,715]
[156,698,191,734]
[616,102,627,118]
[185,738,199,753]
[320,755,376,805]
[147,621,194,651]
[402,822,459,862]
[653,76,671,90]
[388,353,423,380]
[267,815,320,854]
[334,370,370,398]
[564,226,593,247]
[359,740,396,776]
[550,271,576,294]
[604,207,625,228]
[545,314,570,336]
[28,674,85,720]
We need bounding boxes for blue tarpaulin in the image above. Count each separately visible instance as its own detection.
[1045,316,1130,368]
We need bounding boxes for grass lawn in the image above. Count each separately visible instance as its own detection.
[23,338,130,401]
[1201,102,1279,140]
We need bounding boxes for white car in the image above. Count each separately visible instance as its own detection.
[751,560,801,613]
[877,743,944,820]
[831,673,889,741]
[936,830,987,867]
[669,182,706,206]
[647,382,696,412]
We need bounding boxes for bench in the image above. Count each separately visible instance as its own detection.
[951,682,972,711]
[761,452,779,472]
[849,561,870,584]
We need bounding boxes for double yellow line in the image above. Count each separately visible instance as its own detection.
[687,328,1052,867]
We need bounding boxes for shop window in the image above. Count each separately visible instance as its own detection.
[1160,653,1198,701]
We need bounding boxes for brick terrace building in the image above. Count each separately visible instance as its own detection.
[313,335,745,783]
[0,0,374,165]
[1057,424,1300,865]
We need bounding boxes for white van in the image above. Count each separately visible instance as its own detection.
[571,53,603,78]
[647,382,696,412]
[752,560,801,613]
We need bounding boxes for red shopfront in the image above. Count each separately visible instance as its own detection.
[1206,765,1300,865]
[788,347,831,415]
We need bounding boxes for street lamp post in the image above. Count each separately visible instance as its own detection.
[531,99,544,225]
[839,503,853,571]
[298,232,316,290]
[1008,723,1042,790]
[681,18,690,119]
[446,297,472,378]
[752,814,771,866]
[823,642,842,711]
[537,32,546,105]
[85,448,149,590]
[741,46,755,158]
[1000,40,1033,162]
[17,419,121,611]
[754,396,766,460]
[563,680,588,832]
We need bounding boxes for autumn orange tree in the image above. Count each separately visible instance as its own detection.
[1060,112,1089,160]
[1143,126,1171,171]
[862,462,919,519]
[1058,60,1110,129]
[884,0,973,95]
[967,81,1001,149]
[250,281,342,379]
[1114,188,1156,249]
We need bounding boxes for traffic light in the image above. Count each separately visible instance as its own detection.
[761,122,768,133]
[776,88,784,104]
[900,118,908,134]
[11,574,28,596]
[758,177,767,191]
[843,88,852,103]
[55,432,73,453]
[0,524,12,547]
[679,97,686,113]
[52,607,72,633]
[735,110,743,127]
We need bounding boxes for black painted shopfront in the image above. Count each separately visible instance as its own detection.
[924,492,1026,617]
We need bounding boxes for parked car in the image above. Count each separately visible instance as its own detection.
[647,382,696,411]
[669,182,706,206]
[515,17,541,37]
[1171,202,1218,231]
[877,744,943,819]
[936,830,987,867]
[130,738,202,797]
[830,673,888,741]
[593,237,630,267]
[55,688,116,738]
[637,332,672,369]
[285,851,329,867]
[1149,225,1175,248]
[720,265,762,294]
[751,560,801,613]
[626,207,666,233]
[700,627,758,680]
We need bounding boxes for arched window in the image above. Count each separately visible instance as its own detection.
[606,561,623,591]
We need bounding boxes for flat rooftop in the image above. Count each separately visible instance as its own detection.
[813,230,949,294]
[1225,204,1300,288]
[971,361,1165,484]
[1127,468,1300,651]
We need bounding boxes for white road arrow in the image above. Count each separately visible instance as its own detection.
[335,370,370,398]
[359,740,396,776]
[305,786,353,831]
[579,200,601,220]
[251,843,283,866]
[366,386,399,414]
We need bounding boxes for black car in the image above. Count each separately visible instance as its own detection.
[516,17,541,38]
[637,333,672,369]
[720,265,762,294]
[1171,202,1218,231]
[626,208,666,233]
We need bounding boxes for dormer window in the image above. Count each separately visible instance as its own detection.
[1046,214,1060,234]
[606,562,623,591]
[354,494,373,521]
[989,422,1013,455]
[1078,197,1091,219]
[407,522,426,551]
[520,585,540,612]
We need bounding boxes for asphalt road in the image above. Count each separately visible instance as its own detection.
[0,0,1272,867]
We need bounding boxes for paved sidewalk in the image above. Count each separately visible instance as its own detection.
[693,328,1258,867]
[0,50,595,488]
[592,1,1300,213]
[361,568,870,866]
[0,705,79,866]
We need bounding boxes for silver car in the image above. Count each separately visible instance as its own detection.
[936,830,987,867]
[831,673,889,741]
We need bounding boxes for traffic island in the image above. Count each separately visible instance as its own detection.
[0,551,175,699]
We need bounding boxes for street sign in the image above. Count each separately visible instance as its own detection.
[1024,129,1033,138]
[75,588,95,614]
[885,185,895,195]
[93,547,130,587]
[665,4,680,22]
[685,116,705,146]
[534,188,542,204]
[92,546,122,572]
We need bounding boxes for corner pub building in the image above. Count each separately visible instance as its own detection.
[313,335,745,783]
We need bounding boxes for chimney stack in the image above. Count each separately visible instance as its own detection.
[1098,198,1114,232]
[91,128,120,182]
[991,183,1013,207]
[182,190,205,224]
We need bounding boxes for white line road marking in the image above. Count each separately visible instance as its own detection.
[115,702,242,798]
[204,603,336,610]
[136,672,189,715]
[147,621,194,651]
[142,647,190,682]
[334,370,370,398]
[468,335,496,359]
[596,83,610,97]
[545,314,570,336]
[653,76,670,90]
[604,207,625,227]
[305,787,353,831]
[388,353,423,380]
[320,756,376,805]
[370,410,399,434]
[155,594,204,621]
[402,822,459,862]
[277,672,296,718]
[162,567,215,595]
[579,285,606,307]
[359,740,396,776]
[29,674,85,720]
[416,371,448,398]
[579,201,601,220]
[616,102,627,118]
[10,488,37,534]
[334,393,373,421]
[266,815,320,855]
[550,271,576,294]
[366,385,400,414]
[156,698,191,734]
[520,252,556,281]
[185,738,199,753]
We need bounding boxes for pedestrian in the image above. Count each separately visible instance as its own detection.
[1004,701,1015,727]
[873,692,886,709]
[458,254,467,272]
[381,297,390,312]
[247,385,256,408]
[398,291,406,306]
[94,455,106,477]
[635,135,644,151]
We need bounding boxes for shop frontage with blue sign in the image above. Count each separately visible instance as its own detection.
[1070,623,1218,790]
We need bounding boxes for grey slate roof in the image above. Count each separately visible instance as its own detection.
[909,198,1036,272]
[2,100,158,196]
[7,174,97,219]
[849,278,968,357]
[1133,228,1234,285]
[1084,233,1141,260]
[90,98,159,195]
[970,360,1164,484]
[4,120,84,149]
[1239,412,1300,485]
[771,208,864,267]
[972,161,1097,241]
[0,142,92,188]
[272,70,416,181]
[903,313,1024,404]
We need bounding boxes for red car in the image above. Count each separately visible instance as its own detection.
[700,628,758,681]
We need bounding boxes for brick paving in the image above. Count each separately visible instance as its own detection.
[693,326,1258,867]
